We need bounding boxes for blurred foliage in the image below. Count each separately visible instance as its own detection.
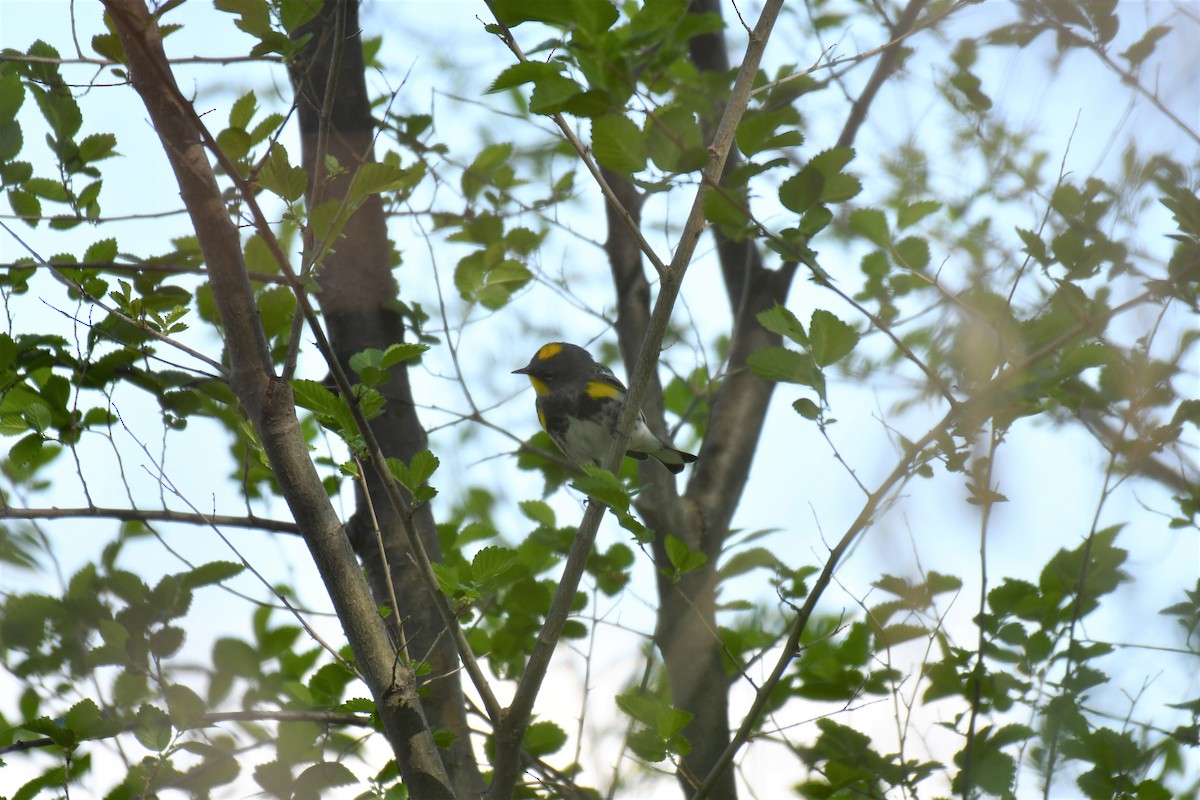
[1,0,1197,798]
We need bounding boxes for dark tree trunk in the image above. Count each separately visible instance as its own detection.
[599,3,798,797]
[289,3,483,796]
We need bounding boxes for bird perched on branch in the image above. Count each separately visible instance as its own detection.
[514,342,698,474]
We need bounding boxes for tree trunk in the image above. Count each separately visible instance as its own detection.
[290,2,483,796]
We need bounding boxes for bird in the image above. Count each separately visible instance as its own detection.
[513,342,698,474]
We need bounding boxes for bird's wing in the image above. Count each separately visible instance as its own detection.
[591,363,628,393]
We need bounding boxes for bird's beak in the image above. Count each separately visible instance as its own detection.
[512,365,531,375]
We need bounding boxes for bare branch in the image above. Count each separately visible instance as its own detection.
[0,505,300,534]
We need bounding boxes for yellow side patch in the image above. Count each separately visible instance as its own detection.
[536,342,563,361]
[536,407,548,431]
[528,376,550,396]
[586,380,622,400]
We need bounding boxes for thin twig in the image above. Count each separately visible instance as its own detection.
[0,505,299,533]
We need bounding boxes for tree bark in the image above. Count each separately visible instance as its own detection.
[603,3,798,797]
[289,2,483,797]
[100,1,455,796]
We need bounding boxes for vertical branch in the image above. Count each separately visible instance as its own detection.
[100,2,454,796]
[487,2,786,798]
[960,425,1000,799]
[289,2,486,794]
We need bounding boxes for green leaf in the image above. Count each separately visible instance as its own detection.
[747,347,823,395]
[778,166,823,214]
[523,720,568,757]
[0,121,23,162]
[0,72,24,125]
[645,106,706,173]
[893,236,930,271]
[487,61,562,93]
[591,114,646,173]
[703,185,750,231]
[388,450,439,496]
[8,188,41,226]
[718,547,782,580]
[83,237,118,263]
[380,342,428,368]
[181,561,245,589]
[349,160,421,202]
[462,143,514,200]
[897,199,940,229]
[65,698,101,736]
[664,534,707,576]
[519,500,555,527]
[295,762,356,793]
[165,683,206,729]
[809,309,859,367]
[736,106,804,157]
[291,379,338,416]
[849,208,889,247]
[216,127,252,162]
[757,304,807,345]
[257,143,307,201]
[134,704,173,752]
[792,397,820,419]
[528,73,585,116]
[229,90,257,129]
[78,132,118,164]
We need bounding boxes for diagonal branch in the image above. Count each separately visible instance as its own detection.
[690,281,1168,799]
[485,2,787,799]
[98,2,454,795]
[836,0,928,149]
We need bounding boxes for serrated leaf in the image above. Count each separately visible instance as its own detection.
[165,683,206,729]
[571,465,630,510]
[792,397,820,418]
[380,342,428,368]
[645,105,706,173]
[487,61,561,93]
[257,143,307,201]
[349,160,417,202]
[529,73,585,115]
[523,720,568,757]
[809,309,859,367]
[591,114,646,173]
[229,90,257,129]
[295,761,356,792]
[747,347,823,394]
[849,208,889,247]
[893,236,930,271]
[290,379,338,415]
[718,546,782,580]
[84,237,118,263]
[134,704,173,751]
[664,534,707,576]
[897,199,940,229]
[181,560,245,589]
[519,500,555,527]
[757,304,807,345]
[779,166,823,214]
[78,133,118,163]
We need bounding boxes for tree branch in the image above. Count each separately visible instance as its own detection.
[486,2,787,798]
[0,506,300,534]
[98,3,453,795]
[0,709,373,757]
[836,0,928,150]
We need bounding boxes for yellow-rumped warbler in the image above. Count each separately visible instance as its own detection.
[513,342,698,474]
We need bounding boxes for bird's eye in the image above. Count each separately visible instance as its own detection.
[544,374,555,381]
